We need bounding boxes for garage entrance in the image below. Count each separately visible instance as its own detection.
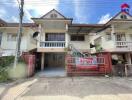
[39,53,66,77]
[45,53,65,70]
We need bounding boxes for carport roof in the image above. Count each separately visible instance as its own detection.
[68,24,105,34]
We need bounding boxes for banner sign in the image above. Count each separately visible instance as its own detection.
[75,57,97,66]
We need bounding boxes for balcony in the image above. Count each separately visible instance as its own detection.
[115,41,132,51]
[39,41,65,48]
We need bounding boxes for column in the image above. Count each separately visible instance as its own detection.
[41,24,45,41]
[65,24,69,48]
[111,25,115,41]
[127,53,131,64]
[38,24,42,41]
[111,25,116,48]
[41,53,44,71]
[65,33,69,48]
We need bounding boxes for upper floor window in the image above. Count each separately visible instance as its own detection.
[50,13,57,18]
[106,32,111,41]
[45,33,65,41]
[116,33,126,41]
[70,35,85,41]
[120,14,127,19]
[7,33,17,41]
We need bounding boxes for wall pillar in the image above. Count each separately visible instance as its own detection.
[41,53,44,71]
[126,53,131,64]
[41,24,45,41]
[65,24,69,48]
[65,33,69,48]
[111,25,115,41]
[38,24,42,41]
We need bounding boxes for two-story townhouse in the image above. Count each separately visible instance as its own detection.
[31,9,104,72]
[92,4,132,73]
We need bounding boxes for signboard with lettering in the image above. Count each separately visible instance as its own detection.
[75,57,97,66]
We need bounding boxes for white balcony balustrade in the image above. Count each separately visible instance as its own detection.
[116,41,132,50]
[40,41,65,48]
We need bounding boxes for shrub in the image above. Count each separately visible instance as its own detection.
[0,56,14,82]
[0,56,27,82]
[0,56,14,68]
[0,68,9,82]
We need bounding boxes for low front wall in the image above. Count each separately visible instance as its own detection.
[22,53,36,77]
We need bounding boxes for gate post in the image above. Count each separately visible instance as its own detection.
[41,53,44,71]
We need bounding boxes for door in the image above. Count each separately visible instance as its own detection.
[45,53,65,69]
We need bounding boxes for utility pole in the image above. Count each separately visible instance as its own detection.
[14,0,24,68]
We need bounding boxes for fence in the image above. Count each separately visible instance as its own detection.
[66,52,112,76]
[66,57,105,66]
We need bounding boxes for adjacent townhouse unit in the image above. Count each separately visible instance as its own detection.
[0,4,132,76]
[0,19,37,56]
[92,4,132,75]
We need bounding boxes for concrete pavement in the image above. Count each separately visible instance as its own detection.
[1,77,132,100]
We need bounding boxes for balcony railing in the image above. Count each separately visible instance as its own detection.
[40,41,65,48]
[116,41,132,50]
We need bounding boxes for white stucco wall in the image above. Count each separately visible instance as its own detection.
[69,34,90,50]
[42,10,64,19]
[0,27,37,53]
[115,13,132,19]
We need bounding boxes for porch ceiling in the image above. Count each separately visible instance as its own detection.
[68,24,104,34]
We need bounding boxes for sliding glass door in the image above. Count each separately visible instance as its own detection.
[45,33,65,41]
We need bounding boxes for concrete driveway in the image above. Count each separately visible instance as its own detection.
[1,77,132,100]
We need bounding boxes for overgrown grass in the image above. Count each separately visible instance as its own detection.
[8,63,27,79]
[0,56,28,82]
[0,56,14,82]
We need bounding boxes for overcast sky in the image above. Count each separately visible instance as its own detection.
[0,0,132,24]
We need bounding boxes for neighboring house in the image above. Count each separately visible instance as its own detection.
[92,5,132,67]
[0,19,37,56]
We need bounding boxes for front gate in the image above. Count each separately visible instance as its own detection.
[66,52,112,76]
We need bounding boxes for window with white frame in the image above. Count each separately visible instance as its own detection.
[106,32,111,41]
[70,35,85,41]
[116,33,126,41]
[7,33,17,41]
[45,33,65,41]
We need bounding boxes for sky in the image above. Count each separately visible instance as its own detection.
[0,0,132,24]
